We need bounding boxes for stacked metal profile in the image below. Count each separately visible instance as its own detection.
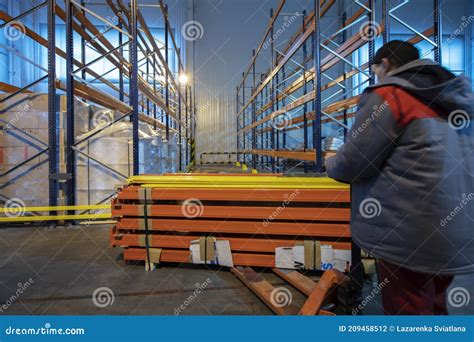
[110,174,351,268]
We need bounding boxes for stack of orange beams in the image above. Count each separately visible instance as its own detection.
[110,174,351,268]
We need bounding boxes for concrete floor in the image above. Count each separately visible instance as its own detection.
[0,226,472,315]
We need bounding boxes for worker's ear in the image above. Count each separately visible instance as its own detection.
[381,58,391,72]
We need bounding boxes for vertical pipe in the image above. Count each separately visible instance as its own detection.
[65,0,75,212]
[130,0,140,175]
[433,0,442,64]
[313,0,323,173]
[165,4,170,140]
[47,0,58,212]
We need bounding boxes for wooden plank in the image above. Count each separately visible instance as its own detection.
[115,219,351,238]
[231,266,299,315]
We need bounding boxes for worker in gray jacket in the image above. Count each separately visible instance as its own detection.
[326,40,473,315]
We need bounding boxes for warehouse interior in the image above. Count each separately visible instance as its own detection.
[0,0,473,316]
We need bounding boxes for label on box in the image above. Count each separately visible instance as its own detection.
[190,239,234,267]
[275,245,351,272]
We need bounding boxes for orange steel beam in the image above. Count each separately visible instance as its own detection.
[241,149,317,162]
[116,187,350,203]
[112,204,350,221]
[116,218,350,238]
[246,26,433,127]
[0,82,33,93]
[272,268,317,296]
[124,248,275,268]
[239,0,286,90]
[231,266,300,315]
[299,269,349,315]
[112,232,351,252]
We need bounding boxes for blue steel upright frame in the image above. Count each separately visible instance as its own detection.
[0,0,193,222]
[236,0,443,175]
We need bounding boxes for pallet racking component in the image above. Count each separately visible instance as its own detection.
[236,0,442,174]
[0,1,195,222]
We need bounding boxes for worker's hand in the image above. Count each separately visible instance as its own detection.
[324,151,337,161]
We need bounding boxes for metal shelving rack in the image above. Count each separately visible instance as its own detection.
[0,0,195,214]
[236,0,442,174]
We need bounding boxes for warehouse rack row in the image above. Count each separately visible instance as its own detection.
[236,0,442,174]
[0,0,196,216]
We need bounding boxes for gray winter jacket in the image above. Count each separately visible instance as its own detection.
[326,59,474,275]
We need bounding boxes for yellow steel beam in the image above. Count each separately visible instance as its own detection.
[127,175,348,189]
[0,205,110,213]
[0,214,111,223]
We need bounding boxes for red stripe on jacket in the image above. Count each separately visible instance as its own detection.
[373,86,439,127]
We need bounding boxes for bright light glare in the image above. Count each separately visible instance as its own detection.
[179,74,188,85]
